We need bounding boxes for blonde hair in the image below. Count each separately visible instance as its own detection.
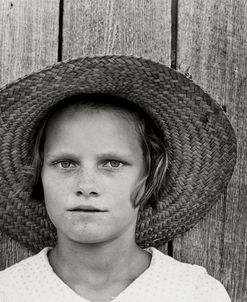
[27,93,168,209]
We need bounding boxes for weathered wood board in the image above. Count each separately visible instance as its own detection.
[62,0,171,64]
[173,1,247,301]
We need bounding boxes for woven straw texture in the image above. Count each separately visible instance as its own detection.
[0,55,237,252]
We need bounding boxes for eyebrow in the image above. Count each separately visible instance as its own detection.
[44,151,134,160]
[96,152,134,160]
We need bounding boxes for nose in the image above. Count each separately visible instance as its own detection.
[75,168,100,198]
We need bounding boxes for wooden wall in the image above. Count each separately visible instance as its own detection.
[0,1,246,301]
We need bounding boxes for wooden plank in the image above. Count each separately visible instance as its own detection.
[0,0,59,86]
[62,0,171,64]
[0,231,31,269]
[173,1,247,301]
[62,0,172,254]
[0,0,59,269]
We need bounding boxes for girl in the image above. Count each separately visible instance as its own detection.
[0,55,236,301]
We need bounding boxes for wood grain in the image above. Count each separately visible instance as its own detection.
[62,0,171,64]
[0,0,59,268]
[173,1,247,301]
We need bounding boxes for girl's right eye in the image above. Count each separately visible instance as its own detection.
[54,160,76,169]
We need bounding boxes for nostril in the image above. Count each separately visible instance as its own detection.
[76,191,83,197]
[90,191,98,196]
[75,191,98,197]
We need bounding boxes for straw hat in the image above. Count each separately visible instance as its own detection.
[0,55,237,252]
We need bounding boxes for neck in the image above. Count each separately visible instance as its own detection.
[48,234,150,286]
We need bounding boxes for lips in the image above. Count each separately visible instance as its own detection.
[68,206,107,212]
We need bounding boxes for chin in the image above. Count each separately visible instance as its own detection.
[67,229,112,245]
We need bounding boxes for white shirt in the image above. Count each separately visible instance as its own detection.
[0,247,231,302]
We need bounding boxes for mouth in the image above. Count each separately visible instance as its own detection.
[69,209,102,212]
[68,207,107,213]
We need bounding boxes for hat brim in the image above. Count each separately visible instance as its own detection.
[0,55,237,252]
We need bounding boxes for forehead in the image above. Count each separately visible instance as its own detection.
[43,106,143,155]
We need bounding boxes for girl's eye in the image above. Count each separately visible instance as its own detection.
[55,161,76,169]
[104,160,123,169]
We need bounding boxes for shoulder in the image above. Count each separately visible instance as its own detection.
[146,247,231,301]
[0,248,52,301]
[0,290,8,302]
[147,247,207,280]
[0,247,50,279]
[194,269,231,301]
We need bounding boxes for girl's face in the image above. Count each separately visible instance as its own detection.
[41,107,145,245]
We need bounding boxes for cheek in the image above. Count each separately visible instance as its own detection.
[41,170,70,208]
[108,175,138,207]
[109,164,144,199]
[41,173,71,227]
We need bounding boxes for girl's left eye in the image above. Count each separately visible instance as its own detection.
[103,160,123,168]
